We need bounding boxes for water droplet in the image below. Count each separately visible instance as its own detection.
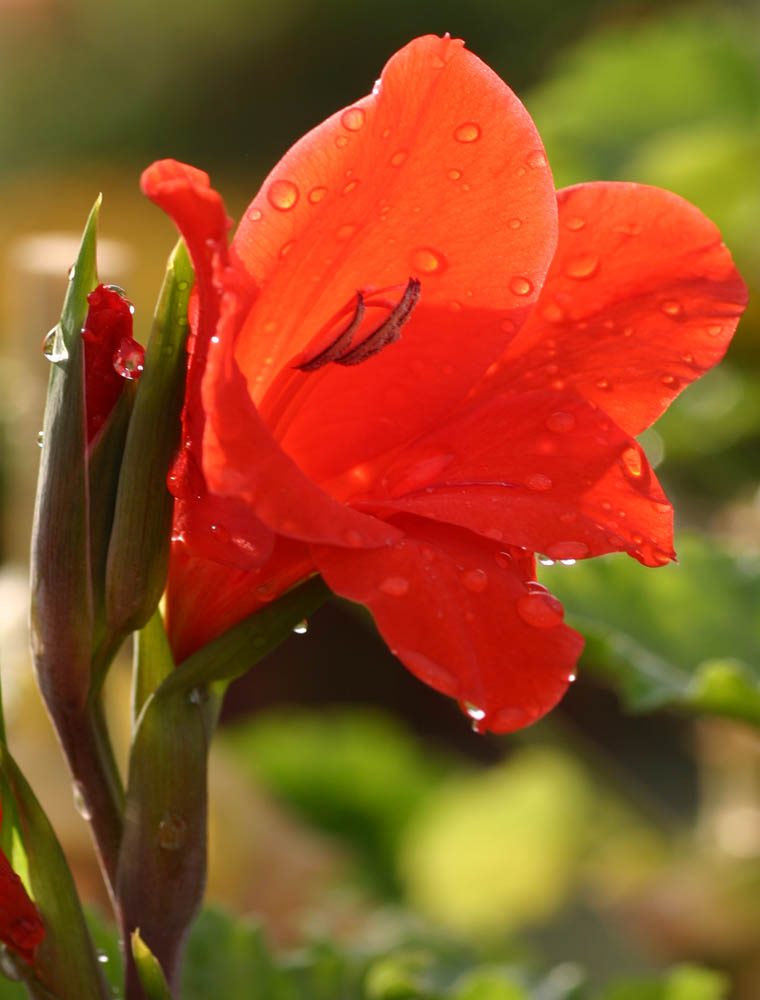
[72,781,92,820]
[453,122,481,143]
[565,216,586,231]
[447,168,462,181]
[255,582,277,602]
[157,813,186,851]
[527,149,548,168]
[660,299,682,317]
[113,339,145,379]
[97,951,109,964]
[341,106,365,131]
[546,411,575,433]
[336,223,357,241]
[461,568,488,593]
[410,246,446,274]
[542,302,564,323]
[448,300,462,312]
[36,430,44,448]
[335,135,349,148]
[67,263,76,279]
[707,324,723,336]
[559,558,576,566]
[551,378,566,391]
[525,473,552,491]
[379,576,410,597]
[568,673,577,683]
[279,240,295,258]
[308,186,328,204]
[389,150,408,167]
[538,556,555,566]
[595,378,611,390]
[621,445,643,479]
[267,179,299,212]
[660,373,677,386]
[248,207,262,221]
[293,619,308,635]
[42,325,68,363]
[546,540,589,560]
[188,686,207,705]
[500,318,516,334]
[483,527,503,541]
[510,276,533,296]
[465,703,486,721]
[516,591,564,629]
[507,218,522,230]
[566,254,599,279]
[387,452,453,496]
[341,180,359,196]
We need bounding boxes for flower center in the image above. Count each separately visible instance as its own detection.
[294,277,421,372]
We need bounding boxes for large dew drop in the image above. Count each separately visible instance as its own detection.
[453,122,481,143]
[267,179,299,212]
[42,324,69,363]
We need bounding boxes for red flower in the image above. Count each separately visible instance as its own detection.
[142,36,747,732]
[0,802,44,965]
[82,284,144,445]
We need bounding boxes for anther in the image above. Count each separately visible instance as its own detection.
[335,278,421,366]
[294,278,421,372]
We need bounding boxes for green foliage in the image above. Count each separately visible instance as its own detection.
[541,535,760,725]
[597,963,728,1000]
[223,708,448,895]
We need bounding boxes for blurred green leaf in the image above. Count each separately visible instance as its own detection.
[131,930,173,1000]
[223,708,449,895]
[541,535,760,725]
[597,963,728,1000]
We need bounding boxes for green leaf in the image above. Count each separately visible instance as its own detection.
[29,196,99,714]
[540,535,760,725]
[0,742,110,999]
[598,963,728,1000]
[157,575,330,697]
[106,240,193,636]
[131,930,173,1000]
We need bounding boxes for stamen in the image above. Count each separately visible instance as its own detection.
[335,277,421,366]
[294,293,366,372]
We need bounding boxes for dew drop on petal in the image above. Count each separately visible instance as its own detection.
[566,254,600,279]
[342,179,359,195]
[707,324,723,336]
[248,207,262,221]
[546,540,589,560]
[308,186,328,204]
[448,168,462,181]
[341,106,365,131]
[660,373,678,386]
[527,149,548,168]
[565,215,586,231]
[621,445,643,479]
[525,473,552,491]
[508,218,522,229]
[335,135,349,148]
[389,150,408,167]
[542,302,564,323]
[546,411,576,433]
[255,582,277,602]
[568,673,577,683]
[595,378,611,390]
[267,179,299,211]
[660,300,682,317]
[279,240,295,258]
[336,223,357,241]
[411,246,446,274]
[516,591,565,629]
[42,324,68,363]
[510,276,533,296]
[453,121,481,143]
[113,339,145,379]
[293,619,309,635]
[461,568,488,593]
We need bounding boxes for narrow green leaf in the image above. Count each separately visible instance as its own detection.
[29,197,99,714]
[132,608,176,726]
[157,576,330,699]
[106,240,193,635]
[131,930,173,1000]
[0,743,110,1000]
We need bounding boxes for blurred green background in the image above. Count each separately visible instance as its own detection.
[0,1,758,998]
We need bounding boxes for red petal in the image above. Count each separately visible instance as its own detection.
[0,803,44,966]
[166,535,314,662]
[313,516,583,732]
[355,391,674,567]
[143,159,399,550]
[82,284,140,446]
[226,34,557,482]
[489,182,747,436]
